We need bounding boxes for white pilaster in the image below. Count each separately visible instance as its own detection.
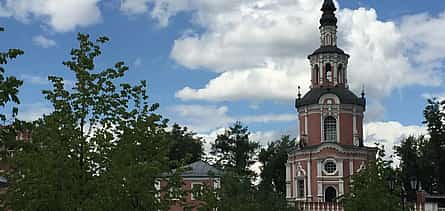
[349,160,353,176]
[338,160,343,177]
[307,160,311,197]
[339,181,344,196]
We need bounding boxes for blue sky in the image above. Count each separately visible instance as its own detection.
[1,0,444,152]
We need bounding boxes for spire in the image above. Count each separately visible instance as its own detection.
[320,0,337,27]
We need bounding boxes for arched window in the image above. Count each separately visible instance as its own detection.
[325,187,337,202]
[314,65,319,85]
[324,116,337,142]
[326,63,332,82]
[337,64,343,84]
[326,33,331,45]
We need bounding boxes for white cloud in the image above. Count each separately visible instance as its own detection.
[120,0,150,15]
[32,35,56,48]
[0,0,102,32]
[20,74,49,85]
[137,0,443,106]
[169,104,295,133]
[17,103,52,122]
[422,92,445,102]
[176,64,310,101]
[400,12,445,66]
[250,130,283,147]
[133,57,143,67]
[364,121,426,163]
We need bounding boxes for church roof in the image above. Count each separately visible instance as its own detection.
[296,87,366,108]
[163,161,222,178]
[309,46,349,58]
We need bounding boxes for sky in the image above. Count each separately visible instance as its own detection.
[1,0,445,156]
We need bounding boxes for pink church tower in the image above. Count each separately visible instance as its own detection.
[286,0,377,203]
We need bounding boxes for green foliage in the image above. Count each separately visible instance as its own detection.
[211,121,260,178]
[396,99,445,194]
[168,123,204,168]
[195,133,295,211]
[194,171,295,211]
[0,26,24,122]
[343,145,401,211]
[258,135,296,194]
[5,33,181,210]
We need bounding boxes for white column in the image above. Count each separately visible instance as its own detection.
[338,160,343,177]
[307,160,312,197]
[339,181,344,196]
[349,160,353,176]
[317,182,323,201]
[320,111,324,142]
[336,114,340,143]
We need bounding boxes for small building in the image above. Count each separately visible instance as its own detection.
[161,161,222,211]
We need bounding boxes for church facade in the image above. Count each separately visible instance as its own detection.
[286,0,377,203]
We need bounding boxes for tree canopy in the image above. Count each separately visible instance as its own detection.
[343,145,401,211]
[4,33,182,210]
[211,121,259,178]
[396,99,445,194]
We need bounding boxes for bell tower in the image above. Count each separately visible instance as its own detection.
[286,0,377,203]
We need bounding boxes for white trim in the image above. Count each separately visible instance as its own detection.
[349,160,354,175]
[289,142,377,155]
[296,162,306,177]
[307,161,312,197]
[295,178,306,200]
[318,94,340,105]
[317,183,323,199]
[339,181,344,196]
[336,115,340,143]
[322,158,338,176]
[291,157,369,162]
[286,163,291,182]
[213,178,221,189]
[190,182,203,201]
[338,160,343,177]
[324,185,338,202]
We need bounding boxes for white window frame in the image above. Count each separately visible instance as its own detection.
[322,159,338,176]
[191,182,203,201]
[295,178,306,200]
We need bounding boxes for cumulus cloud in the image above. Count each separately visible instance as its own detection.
[0,0,102,32]
[20,74,49,85]
[176,64,310,101]
[133,0,443,107]
[17,103,52,122]
[32,35,56,48]
[120,0,150,15]
[364,121,426,163]
[169,104,295,133]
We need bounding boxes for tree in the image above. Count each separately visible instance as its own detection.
[211,121,259,177]
[5,33,180,210]
[196,131,294,211]
[343,145,401,211]
[0,26,24,160]
[0,27,23,123]
[258,135,296,194]
[168,123,204,168]
[396,99,445,194]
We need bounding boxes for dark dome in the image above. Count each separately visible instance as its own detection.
[320,0,337,26]
[296,87,366,108]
